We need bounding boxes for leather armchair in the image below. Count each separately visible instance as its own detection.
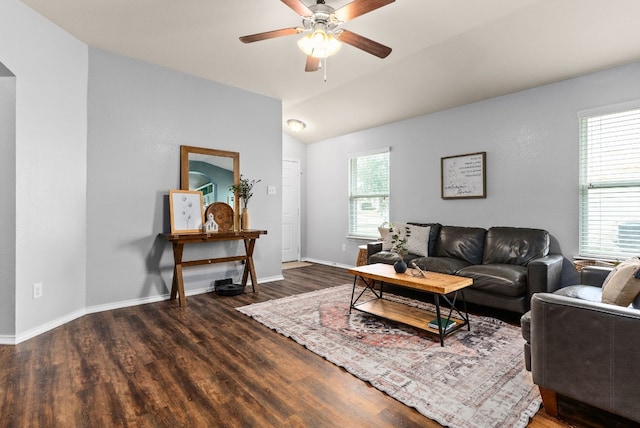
[522,266,640,423]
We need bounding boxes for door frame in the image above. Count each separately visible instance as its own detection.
[282,158,301,262]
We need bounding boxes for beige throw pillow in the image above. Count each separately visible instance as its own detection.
[378,223,392,251]
[601,257,640,307]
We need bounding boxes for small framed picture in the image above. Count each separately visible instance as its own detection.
[441,152,487,199]
[169,190,204,234]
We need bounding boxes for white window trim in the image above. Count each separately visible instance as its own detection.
[347,147,390,239]
[578,102,640,260]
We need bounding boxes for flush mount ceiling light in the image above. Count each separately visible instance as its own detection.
[287,119,306,132]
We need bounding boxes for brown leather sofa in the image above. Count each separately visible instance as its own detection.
[521,265,640,423]
[367,223,563,314]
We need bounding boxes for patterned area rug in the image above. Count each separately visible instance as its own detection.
[237,284,541,428]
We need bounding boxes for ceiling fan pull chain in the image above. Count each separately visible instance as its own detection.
[323,57,328,82]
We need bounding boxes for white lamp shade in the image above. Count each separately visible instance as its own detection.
[297,31,342,58]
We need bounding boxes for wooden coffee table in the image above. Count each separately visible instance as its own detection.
[348,263,473,346]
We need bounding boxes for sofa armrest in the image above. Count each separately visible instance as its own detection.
[366,242,383,261]
[530,292,640,423]
[527,254,563,300]
[580,265,613,287]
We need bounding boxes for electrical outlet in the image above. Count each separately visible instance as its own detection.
[33,282,43,299]
[342,244,346,252]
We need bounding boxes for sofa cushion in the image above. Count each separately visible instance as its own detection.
[554,285,603,302]
[412,256,471,275]
[408,222,441,256]
[601,257,640,307]
[433,226,486,265]
[368,251,402,265]
[457,264,527,297]
[369,251,419,266]
[482,227,549,265]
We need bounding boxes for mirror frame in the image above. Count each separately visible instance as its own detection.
[180,145,240,230]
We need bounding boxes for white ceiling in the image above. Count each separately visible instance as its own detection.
[19,0,640,144]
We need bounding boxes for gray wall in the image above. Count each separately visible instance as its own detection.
[1,0,283,341]
[306,61,640,281]
[86,48,283,308]
[0,68,16,337]
[1,0,88,340]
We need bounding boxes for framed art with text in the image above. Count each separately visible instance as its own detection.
[441,152,486,199]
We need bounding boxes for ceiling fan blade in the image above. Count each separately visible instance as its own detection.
[334,0,395,22]
[239,27,302,43]
[305,56,320,72]
[281,0,313,17]
[337,29,392,58]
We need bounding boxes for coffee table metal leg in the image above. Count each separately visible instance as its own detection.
[460,290,470,331]
[349,276,358,314]
[438,291,471,332]
[350,275,382,314]
[434,294,445,347]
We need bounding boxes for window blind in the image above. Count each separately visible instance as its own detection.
[348,149,389,238]
[579,107,640,260]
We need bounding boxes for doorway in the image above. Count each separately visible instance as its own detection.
[282,159,300,262]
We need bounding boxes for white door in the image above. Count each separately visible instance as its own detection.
[282,159,300,262]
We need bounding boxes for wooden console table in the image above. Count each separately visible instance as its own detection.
[163,229,267,306]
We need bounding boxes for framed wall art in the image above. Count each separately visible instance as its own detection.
[441,152,486,199]
[169,189,204,234]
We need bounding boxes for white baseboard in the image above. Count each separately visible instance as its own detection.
[10,308,87,345]
[260,274,285,283]
[302,257,352,270]
[3,266,339,346]
[5,276,279,345]
[0,334,17,345]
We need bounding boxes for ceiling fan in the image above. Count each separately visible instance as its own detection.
[239,0,395,72]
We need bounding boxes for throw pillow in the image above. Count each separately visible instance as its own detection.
[601,257,640,307]
[378,223,392,251]
[388,222,431,257]
[405,224,431,257]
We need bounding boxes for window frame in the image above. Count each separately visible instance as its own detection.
[578,102,640,260]
[347,147,390,239]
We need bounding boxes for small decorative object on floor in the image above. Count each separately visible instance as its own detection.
[394,260,407,273]
[229,175,261,230]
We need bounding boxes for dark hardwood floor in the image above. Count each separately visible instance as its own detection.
[0,263,590,427]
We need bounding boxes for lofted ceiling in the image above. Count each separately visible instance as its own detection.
[19,0,640,144]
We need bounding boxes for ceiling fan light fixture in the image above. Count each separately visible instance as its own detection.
[287,119,307,132]
[297,30,342,59]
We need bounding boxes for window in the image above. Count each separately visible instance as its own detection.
[579,106,640,260]
[348,148,389,238]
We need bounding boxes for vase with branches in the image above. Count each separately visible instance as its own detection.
[389,224,411,272]
[229,175,261,229]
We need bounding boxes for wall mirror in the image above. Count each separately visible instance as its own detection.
[180,145,240,222]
